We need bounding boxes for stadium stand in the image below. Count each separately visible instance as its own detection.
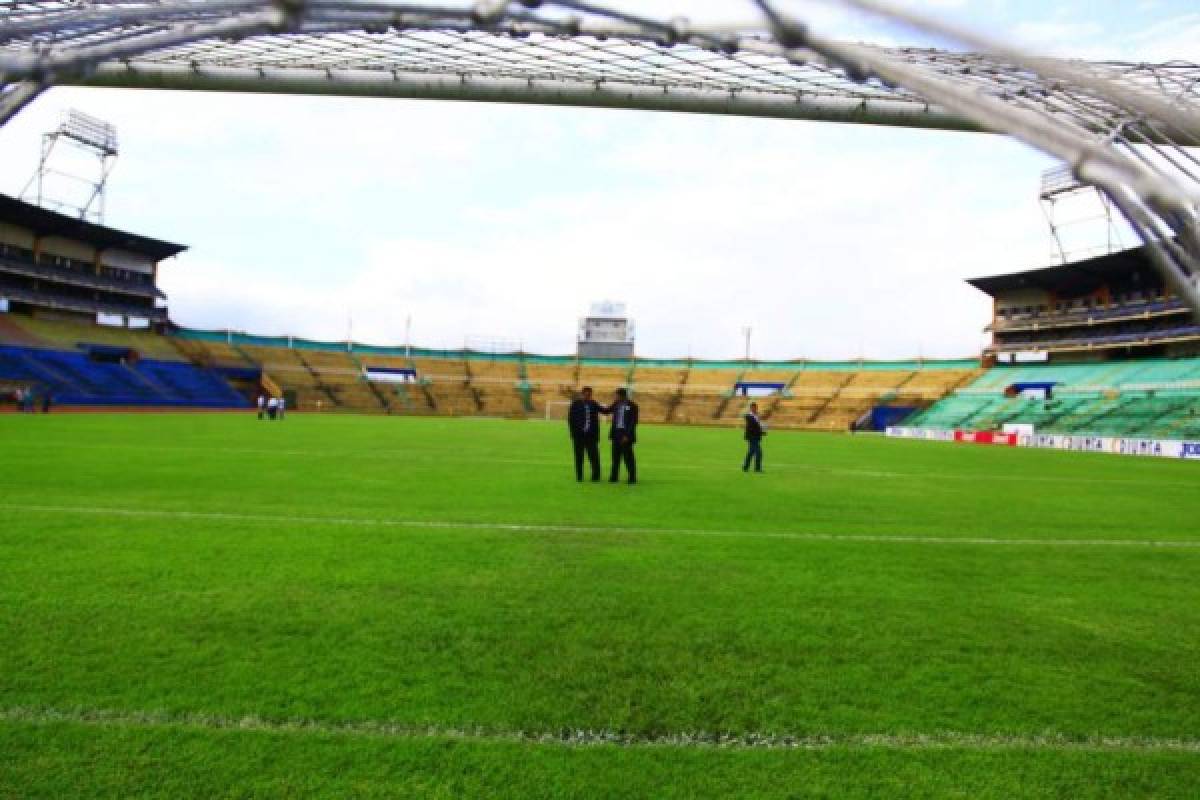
[0,315,249,407]
[0,193,184,326]
[896,244,1200,439]
[908,357,1200,438]
[523,361,578,417]
[971,244,1200,360]
[0,196,258,409]
[296,350,384,413]
[625,364,684,423]
[160,330,982,428]
[0,343,246,407]
[2,313,185,361]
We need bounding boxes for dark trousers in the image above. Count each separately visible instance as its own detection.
[610,438,637,482]
[572,436,601,481]
[743,439,763,471]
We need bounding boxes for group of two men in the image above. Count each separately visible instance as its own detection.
[567,387,639,484]
[567,387,769,482]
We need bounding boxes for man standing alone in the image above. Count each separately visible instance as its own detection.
[608,387,639,484]
[567,386,604,482]
[743,401,766,472]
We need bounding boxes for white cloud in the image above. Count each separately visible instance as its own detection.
[143,96,1057,361]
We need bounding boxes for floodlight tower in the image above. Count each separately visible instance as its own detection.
[20,109,119,224]
[1038,165,1125,264]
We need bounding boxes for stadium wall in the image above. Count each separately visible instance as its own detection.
[887,426,1200,461]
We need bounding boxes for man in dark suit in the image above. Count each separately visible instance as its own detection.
[743,401,766,472]
[567,386,604,482]
[608,387,639,484]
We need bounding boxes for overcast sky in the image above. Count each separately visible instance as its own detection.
[0,1,1196,360]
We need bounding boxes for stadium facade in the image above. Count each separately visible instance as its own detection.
[0,192,181,326]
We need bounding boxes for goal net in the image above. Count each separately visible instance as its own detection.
[1,0,1196,314]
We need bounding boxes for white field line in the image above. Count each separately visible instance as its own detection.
[20,441,1199,490]
[1,707,1196,753]
[1,503,1198,549]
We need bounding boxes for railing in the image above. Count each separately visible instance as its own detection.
[0,285,166,320]
[993,298,1188,332]
[0,254,161,299]
[992,324,1200,352]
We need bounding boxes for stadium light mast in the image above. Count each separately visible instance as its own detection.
[742,326,752,362]
[1039,165,1126,263]
[19,109,118,224]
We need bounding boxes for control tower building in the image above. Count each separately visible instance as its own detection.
[577,301,634,359]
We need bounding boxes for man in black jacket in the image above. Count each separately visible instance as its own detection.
[743,401,766,472]
[608,387,639,484]
[567,386,604,482]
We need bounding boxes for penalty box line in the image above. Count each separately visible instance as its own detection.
[2,503,1199,549]
[1,707,1197,754]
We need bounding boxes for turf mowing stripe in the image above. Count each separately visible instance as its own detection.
[3,503,1199,549]
[1,707,1197,754]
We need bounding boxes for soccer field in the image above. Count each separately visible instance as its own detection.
[1,413,1198,798]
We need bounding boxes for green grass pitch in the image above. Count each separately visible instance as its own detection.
[1,412,1199,798]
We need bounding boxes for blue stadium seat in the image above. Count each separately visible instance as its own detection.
[0,345,250,408]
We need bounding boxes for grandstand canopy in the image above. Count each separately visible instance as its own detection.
[0,193,186,260]
[968,247,1160,298]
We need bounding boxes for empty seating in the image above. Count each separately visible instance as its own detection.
[413,357,468,382]
[2,313,185,361]
[577,364,630,389]
[0,345,247,407]
[475,385,527,416]
[174,338,253,367]
[469,359,520,384]
[910,357,1200,438]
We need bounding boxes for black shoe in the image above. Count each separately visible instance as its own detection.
[591,476,600,482]
[742,466,749,472]
[609,477,618,483]
[627,479,637,484]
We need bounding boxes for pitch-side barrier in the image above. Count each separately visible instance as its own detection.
[886,426,1200,461]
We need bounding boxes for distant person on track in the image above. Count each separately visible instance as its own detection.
[278,396,286,420]
[607,387,639,484]
[257,393,266,420]
[743,401,766,473]
[40,389,51,414]
[267,396,279,420]
[567,386,604,482]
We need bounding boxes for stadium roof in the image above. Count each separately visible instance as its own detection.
[968,247,1160,298]
[0,193,187,260]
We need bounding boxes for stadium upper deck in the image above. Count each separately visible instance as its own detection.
[0,193,183,325]
[969,244,1200,360]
